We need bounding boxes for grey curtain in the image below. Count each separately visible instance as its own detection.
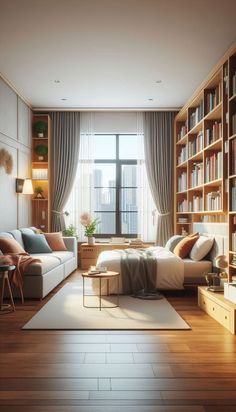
[144,112,175,246]
[51,112,80,231]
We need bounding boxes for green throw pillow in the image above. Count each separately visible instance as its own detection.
[22,233,52,254]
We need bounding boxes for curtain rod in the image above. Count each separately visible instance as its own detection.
[33,107,180,112]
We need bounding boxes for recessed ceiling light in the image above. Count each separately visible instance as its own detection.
[54,80,61,84]
[155,80,162,83]
[148,98,154,101]
[60,98,68,101]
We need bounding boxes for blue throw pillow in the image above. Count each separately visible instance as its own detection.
[22,233,52,254]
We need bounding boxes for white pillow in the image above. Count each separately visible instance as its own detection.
[189,236,214,261]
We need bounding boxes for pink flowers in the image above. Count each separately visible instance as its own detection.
[80,213,92,227]
[80,213,100,237]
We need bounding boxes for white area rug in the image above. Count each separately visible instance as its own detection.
[23,283,190,330]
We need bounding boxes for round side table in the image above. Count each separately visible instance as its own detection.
[0,265,16,313]
[82,271,120,311]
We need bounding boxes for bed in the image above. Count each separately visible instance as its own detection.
[91,223,228,294]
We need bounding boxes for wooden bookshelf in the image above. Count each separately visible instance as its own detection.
[174,42,236,282]
[31,114,51,232]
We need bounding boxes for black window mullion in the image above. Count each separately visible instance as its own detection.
[116,135,121,236]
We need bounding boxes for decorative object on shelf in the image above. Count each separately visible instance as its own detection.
[34,186,45,199]
[33,121,48,137]
[35,144,48,161]
[32,169,48,180]
[0,148,13,174]
[80,213,100,244]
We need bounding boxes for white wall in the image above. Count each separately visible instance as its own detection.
[0,77,32,231]
[93,112,139,134]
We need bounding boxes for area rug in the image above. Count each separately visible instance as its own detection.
[23,283,190,330]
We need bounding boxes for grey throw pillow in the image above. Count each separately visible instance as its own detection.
[22,233,52,254]
[165,235,184,252]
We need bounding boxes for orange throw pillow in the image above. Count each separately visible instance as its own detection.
[173,233,199,258]
[44,233,67,251]
[0,238,26,254]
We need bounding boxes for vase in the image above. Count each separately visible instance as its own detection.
[87,236,95,245]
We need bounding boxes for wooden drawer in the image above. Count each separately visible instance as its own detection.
[199,293,220,321]
[219,307,231,330]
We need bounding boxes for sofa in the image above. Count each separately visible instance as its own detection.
[0,227,77,299]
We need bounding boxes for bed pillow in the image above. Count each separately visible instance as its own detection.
[189,236,214,261]
[0,238,26,254]
[22,233,52,254]
[173,233,199,259]
[44,232,67,251]
[165,235,184,252]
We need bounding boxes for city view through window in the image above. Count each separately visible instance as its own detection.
[93,134,140,236]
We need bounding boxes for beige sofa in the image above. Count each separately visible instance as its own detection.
[0,227,77,299]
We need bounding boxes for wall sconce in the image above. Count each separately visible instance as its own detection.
[16,178,34,194]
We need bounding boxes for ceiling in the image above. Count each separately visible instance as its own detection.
[0,0,236,110]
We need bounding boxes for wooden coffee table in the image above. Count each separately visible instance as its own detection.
[82,271,120,310]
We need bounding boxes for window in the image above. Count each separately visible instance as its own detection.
[93,134,140,237]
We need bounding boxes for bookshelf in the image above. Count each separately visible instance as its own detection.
[174,43,236,282]
[31,114,51,232]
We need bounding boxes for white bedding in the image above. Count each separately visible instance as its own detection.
[92,246,185,294]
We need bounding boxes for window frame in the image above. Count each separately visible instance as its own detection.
[93,134,138,238]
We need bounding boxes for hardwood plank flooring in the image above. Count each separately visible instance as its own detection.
[0,270,236,412]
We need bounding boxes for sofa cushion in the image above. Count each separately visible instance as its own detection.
[8,230,24,247]
[44,232,67,251]
[22,233,52,254]
[0,237,26,254]
[24,255,61,276]
[51,251,74,263]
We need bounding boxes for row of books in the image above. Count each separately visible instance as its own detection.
[206,190,222,211]
[232,113,236,136]
[178,172,187,192]
[231,138,236,175]
[178,217,188,223]
[188,131,204,157]
[177,199,188,212]
[232,71,236,96]
[232,232,236,252]
[189,100,204,130]
[190,162,204,187]
[231,179,236,211]
[178,146,188,164]
[189,196,203,212]
[224,65,229,95]
[205,122,222,146]
[205,152,223,182]
[205,85,221,113]
[177,122,188,141]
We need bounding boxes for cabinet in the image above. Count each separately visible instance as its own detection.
[79,243,153,270]
[198,286,236,334]
[31,114,51,232]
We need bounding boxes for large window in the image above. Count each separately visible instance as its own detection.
[93,134,140,237]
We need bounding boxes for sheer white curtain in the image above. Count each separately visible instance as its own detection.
[65,112,156,242]
[136,112,157,243]
[65,113,95,241]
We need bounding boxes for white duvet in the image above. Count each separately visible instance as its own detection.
[92,246,184,294]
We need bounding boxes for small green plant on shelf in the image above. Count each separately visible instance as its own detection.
[35,144,48,161]
[34,186,45,199]
[63,224,78,238]
[34,121,48,137]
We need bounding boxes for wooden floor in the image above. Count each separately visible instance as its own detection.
[1,270,236,412]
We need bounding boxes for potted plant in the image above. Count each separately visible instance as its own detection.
[35,144,48,161]
[34,121,48,138]
[63,224,77,238]
[34,186,45,199]
[80,213,100,245]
